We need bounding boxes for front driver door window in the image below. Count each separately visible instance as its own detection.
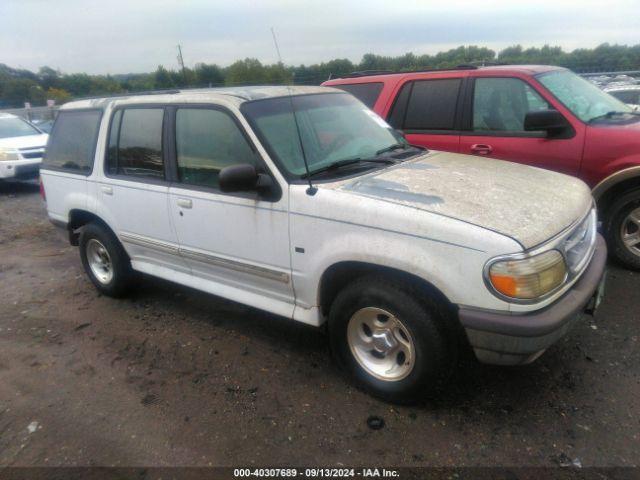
[459,77,584,176]
[472,77,549,132]
[175,108,260,190]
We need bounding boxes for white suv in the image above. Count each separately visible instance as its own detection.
[0,113,48,180]
[41,87,607,402]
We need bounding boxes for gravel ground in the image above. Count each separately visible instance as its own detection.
[0,180,639,468]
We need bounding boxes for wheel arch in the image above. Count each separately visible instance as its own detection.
[318,260,456,318]
[593,167,640,218]
[67,209,117,246]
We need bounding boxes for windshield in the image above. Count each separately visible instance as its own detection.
[241,93,407,178]
[0,117,41,139]
[537,70,633,122]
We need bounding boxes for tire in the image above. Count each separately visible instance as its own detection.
[79,222,133,297]
[604,188,640,270]
[328,275,456,404]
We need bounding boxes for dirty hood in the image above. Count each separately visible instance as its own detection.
[335,151,593,249]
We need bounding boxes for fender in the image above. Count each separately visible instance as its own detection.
[592,166,640,201]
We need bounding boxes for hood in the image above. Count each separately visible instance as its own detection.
[0,134,48,150]
[333,151,592,249]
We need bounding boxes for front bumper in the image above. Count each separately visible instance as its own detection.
[458,234,607,366]
[0,158,42,179]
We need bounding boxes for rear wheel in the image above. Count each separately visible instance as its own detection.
[604,188,640,270]
[79,222,133,297]
[328,275,456,403]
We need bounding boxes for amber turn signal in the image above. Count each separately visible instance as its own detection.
[488,250,567,300]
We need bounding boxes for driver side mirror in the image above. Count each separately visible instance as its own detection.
[524,110,571,137]
[219,164,274,195]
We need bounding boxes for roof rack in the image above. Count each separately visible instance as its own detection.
[73,89,181,101]
[340,70,395,78]
[458,61,508,67]
[336,65,478,79]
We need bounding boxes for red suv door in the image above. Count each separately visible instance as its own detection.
[458,75,585,176]
[384,75,464,152]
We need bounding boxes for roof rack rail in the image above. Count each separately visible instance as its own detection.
[336,65,478,79]
[459,61,508,67]
[342,70,395,78]
[74,89,181,101]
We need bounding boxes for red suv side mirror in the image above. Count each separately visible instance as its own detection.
[524,110,571,137]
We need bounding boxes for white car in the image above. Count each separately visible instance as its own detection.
[604,84,640,110]
[0,113,49,180]
[40,87,607,402]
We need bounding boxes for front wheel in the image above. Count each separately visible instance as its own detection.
[328,275,456,403]
[604,188,640,270]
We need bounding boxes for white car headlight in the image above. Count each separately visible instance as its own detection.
[486,250,567,300]
[0,148,19,162]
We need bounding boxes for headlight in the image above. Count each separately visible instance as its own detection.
[487,250,567,300]
[0,148,19,162]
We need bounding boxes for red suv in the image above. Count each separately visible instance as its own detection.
[324,65,640,269]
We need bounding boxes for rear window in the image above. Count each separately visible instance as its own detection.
[400,79,461,130]
[332,83,383,108]
[43,110,102,174]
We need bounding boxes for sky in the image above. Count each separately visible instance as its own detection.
[1,0,638,75]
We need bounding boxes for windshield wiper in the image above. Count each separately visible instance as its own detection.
[589,110,640,123]
[375,143,408,156]
[301,158,396,179]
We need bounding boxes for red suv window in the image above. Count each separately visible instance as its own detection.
[332,82,383,108]
[388,79,462,131]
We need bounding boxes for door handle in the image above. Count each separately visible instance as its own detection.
[470,144,493,155]
[177,198,192,209]
[101,186,113,195]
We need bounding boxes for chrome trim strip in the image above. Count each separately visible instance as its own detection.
[120,232,180,254]
[180,247,290,283]
[119,232,289,283]
[18,146,46,152]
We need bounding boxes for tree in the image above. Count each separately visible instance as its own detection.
[225,58,268,86]
[194,63,224,87]
[38,66,61,90]
[1,79,43,107]
[154,65,175,89]
[46,87,72,105]
[1,43,640,107]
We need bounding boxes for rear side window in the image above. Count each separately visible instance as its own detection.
[175,108,259,190]
[403,79,461,130]
[332,83,383,108]
[43,110,102,173]
[107,108,164,179]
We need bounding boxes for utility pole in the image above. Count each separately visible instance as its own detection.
[177,44,187,82]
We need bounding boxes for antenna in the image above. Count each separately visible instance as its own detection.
[270,27,317,195]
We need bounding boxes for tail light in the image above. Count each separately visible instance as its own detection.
[39,177,46,202]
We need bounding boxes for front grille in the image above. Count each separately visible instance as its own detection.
[562,209,597,274]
